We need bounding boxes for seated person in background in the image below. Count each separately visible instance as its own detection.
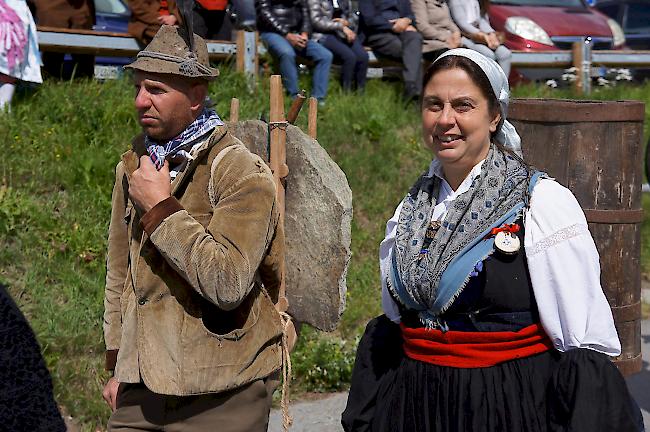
[448,0,511,77]
[308,0,368,92]
[0,0,42,112]
[192,0,233,40]
[128,0,178,45]
[32,0,96,79]
[410,0,460,62]
[358,0,422,102]
[256,0,333,102]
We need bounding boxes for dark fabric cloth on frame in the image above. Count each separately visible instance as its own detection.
[0,283,66,432]
[192,3,230,40]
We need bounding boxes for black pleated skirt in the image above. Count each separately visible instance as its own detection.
[341,315,644,432]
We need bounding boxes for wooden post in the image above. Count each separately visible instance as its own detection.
[236,30,245,73]
[230,98,239,123]
[253,31,260,79]
[269,75,289,312]
[287,91,307,124]
[308,97,318,139]
[572,38,592,95]
[236,30,259,82]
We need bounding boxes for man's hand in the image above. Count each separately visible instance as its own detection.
[333,17,350,26]
[129,155,172,213]
[157,14,177,26]
[102,377,120,412]
[389,17,411,33]
[286,32,307,49]
[447,31,461,48]
[405,24,417,32]
[343,26,356,43]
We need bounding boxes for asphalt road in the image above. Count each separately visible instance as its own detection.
[269,320,650,432]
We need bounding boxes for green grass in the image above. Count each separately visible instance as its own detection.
[1,69,650,430]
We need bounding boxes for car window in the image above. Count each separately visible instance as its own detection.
[492,0,584,7]
[598,4,621,20]
[94,0,128,15]
[625,3,650,33]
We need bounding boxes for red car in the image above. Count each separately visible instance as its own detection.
[489,0,626,81]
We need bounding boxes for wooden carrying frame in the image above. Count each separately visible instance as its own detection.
[229,75,319,431]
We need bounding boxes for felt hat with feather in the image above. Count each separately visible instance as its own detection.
[125,19,219,80]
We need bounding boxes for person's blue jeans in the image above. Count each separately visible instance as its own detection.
[320,34,368,91]
[260,32,333,100]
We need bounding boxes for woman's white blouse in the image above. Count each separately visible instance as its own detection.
[379,159,622,356]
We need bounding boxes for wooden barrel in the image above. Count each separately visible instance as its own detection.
[509,99,645,376]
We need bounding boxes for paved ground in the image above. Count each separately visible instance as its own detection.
[269,393,348,432]
[270,319,650,432]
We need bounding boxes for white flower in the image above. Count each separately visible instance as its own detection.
[561,73,577,82]
[545,79,558,88]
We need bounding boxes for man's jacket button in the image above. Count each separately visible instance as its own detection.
[138,297,147,305]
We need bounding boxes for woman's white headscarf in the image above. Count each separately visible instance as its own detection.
[434,48,522,156]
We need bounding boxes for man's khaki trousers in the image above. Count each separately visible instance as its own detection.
[107,379,275,432]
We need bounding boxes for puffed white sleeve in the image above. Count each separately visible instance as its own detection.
[524,178,621,356]
[380,201,404,323]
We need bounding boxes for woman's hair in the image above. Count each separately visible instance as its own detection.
[479,0,491,15]
[422,55,499,118]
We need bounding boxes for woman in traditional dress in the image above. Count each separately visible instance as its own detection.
[0,0,41,112]
[341,48,644,432]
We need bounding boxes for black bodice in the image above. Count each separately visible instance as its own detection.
[400,217,540,332]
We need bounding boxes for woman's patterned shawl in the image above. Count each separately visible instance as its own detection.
[389,144,542,328]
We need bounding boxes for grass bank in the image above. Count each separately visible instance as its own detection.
[1,69,649,430]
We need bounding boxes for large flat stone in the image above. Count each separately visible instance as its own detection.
[228,120,352,331]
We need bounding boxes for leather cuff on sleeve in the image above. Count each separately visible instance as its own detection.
[140,197,184,235]
[106,349,119,371]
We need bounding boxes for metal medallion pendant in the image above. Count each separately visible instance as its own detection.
[494,231,520,255]
[426,220,441,238]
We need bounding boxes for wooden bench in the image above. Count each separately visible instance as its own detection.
[37,26,255,75]
[36,28,650,93]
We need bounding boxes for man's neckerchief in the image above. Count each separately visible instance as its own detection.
[390,144,532,327]
[145,107,223,170]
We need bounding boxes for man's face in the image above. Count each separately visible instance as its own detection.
[133,71,203,141]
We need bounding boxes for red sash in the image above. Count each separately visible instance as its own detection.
[401,323,554,368]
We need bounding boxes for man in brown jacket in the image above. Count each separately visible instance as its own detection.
[33,0,96,78]
[101,24,286,431]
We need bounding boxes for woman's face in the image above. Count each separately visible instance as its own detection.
[421,67,501,171]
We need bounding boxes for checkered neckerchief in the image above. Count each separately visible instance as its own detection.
[145,108,223,170]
